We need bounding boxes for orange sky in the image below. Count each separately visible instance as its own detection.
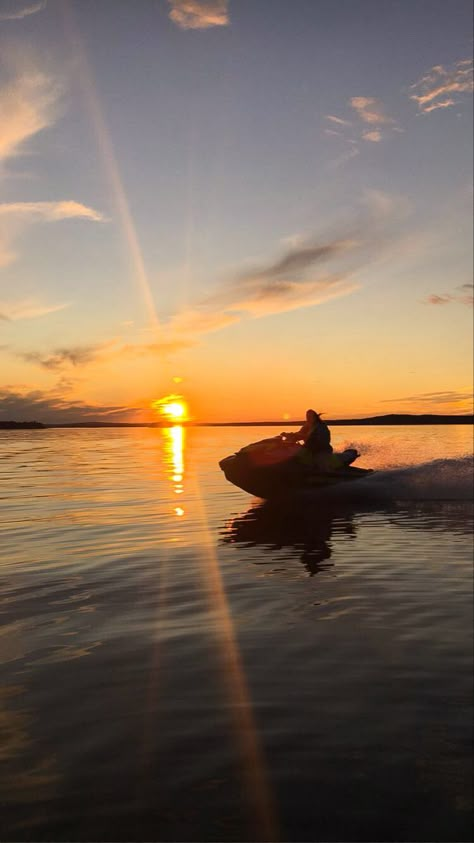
[0,1,472,424]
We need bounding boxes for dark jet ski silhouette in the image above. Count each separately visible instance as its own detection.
[219,435,373,499]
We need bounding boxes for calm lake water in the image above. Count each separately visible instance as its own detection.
[0,425,473,842]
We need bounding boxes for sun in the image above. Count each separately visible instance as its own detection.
[151,394,189,423]
[164,402,185,419]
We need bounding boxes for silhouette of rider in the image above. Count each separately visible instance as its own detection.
[283,409,333,455]
[304,410,333,456]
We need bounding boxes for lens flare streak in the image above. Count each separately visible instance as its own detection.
[191,481,278,841]
[61,1,159,329]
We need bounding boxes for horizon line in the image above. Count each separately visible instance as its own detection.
[1,412,473,429]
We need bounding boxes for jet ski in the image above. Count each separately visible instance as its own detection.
[219,435,374,499]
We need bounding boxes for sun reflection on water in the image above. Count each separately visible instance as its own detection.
[162,425,185,513]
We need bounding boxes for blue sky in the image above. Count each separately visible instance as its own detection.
[0,0,472,422]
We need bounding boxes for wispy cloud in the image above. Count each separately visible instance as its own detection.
[0,0,46,22]
[410,59,473,113]
[0,200,105,267]
[0,298,69,321]
[0,56,60,162]
[168,239,361,336]
[350,96,395,126]
[11,193,407,361]
[382,390,473,410]
[0,200,105,222]
[16,335,195,372]
[0,57,87,260]
[20,232,367,354]
[327,144,360,170]
[362,129,382,143]
[325,114,352,127]
[422,283,473,306]
[323,114,357,153]
[167,0,229,30]
[19,344,101,369]
[165,197,403,337]
[128,337,197,357]
[324,96,398,156]
[0,53,104,265]
[0,386,135,423]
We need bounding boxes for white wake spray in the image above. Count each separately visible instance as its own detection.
[321,456,473,503]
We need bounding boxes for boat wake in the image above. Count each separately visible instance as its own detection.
[321,456,473,503]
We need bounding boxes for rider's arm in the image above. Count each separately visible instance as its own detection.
[281,422,307,442]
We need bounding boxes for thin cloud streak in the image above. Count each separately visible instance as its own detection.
[325,114,352,127]
[0,200,105,267]
[171,278,359,335]
[167,202,401,337]
[422,283,473,306]
[167,0,229,30]
[0,201,105,222]
[0,299,70,321]
[382,390,473,409]
[16,336,196,372]
[410,59,473,113]
[251,240,353,280]
[421,99,456,113]
[12,193,410,366]
[163,310,240,336]
[165,193,409,338]
[19,345,101,370]
[0,1,46,21]
[175,238,359,328]
[16,219,384,362]
[15,338,137,372]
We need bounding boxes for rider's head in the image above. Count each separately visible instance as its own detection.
[306,409,317,422]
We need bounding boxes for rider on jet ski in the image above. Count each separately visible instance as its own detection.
[220,409,368,496]
[283,409,332,461]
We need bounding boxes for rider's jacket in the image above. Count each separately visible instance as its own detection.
[305,420,332,454]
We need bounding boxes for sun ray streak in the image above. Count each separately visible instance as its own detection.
[138,428,185,786]
[60,1,159,329]
[191,478,279,841]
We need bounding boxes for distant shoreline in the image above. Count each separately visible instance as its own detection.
[1,414,473,429]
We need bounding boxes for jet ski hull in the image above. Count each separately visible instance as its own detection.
[219,440,374,499]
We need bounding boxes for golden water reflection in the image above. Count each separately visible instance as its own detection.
[162,425,185,515]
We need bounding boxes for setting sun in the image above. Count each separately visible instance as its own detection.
[165,402,185,419]
[151,394,189,423]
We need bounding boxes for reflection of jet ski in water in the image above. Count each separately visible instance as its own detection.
[219,435,374,499]
[222,499,358,575]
